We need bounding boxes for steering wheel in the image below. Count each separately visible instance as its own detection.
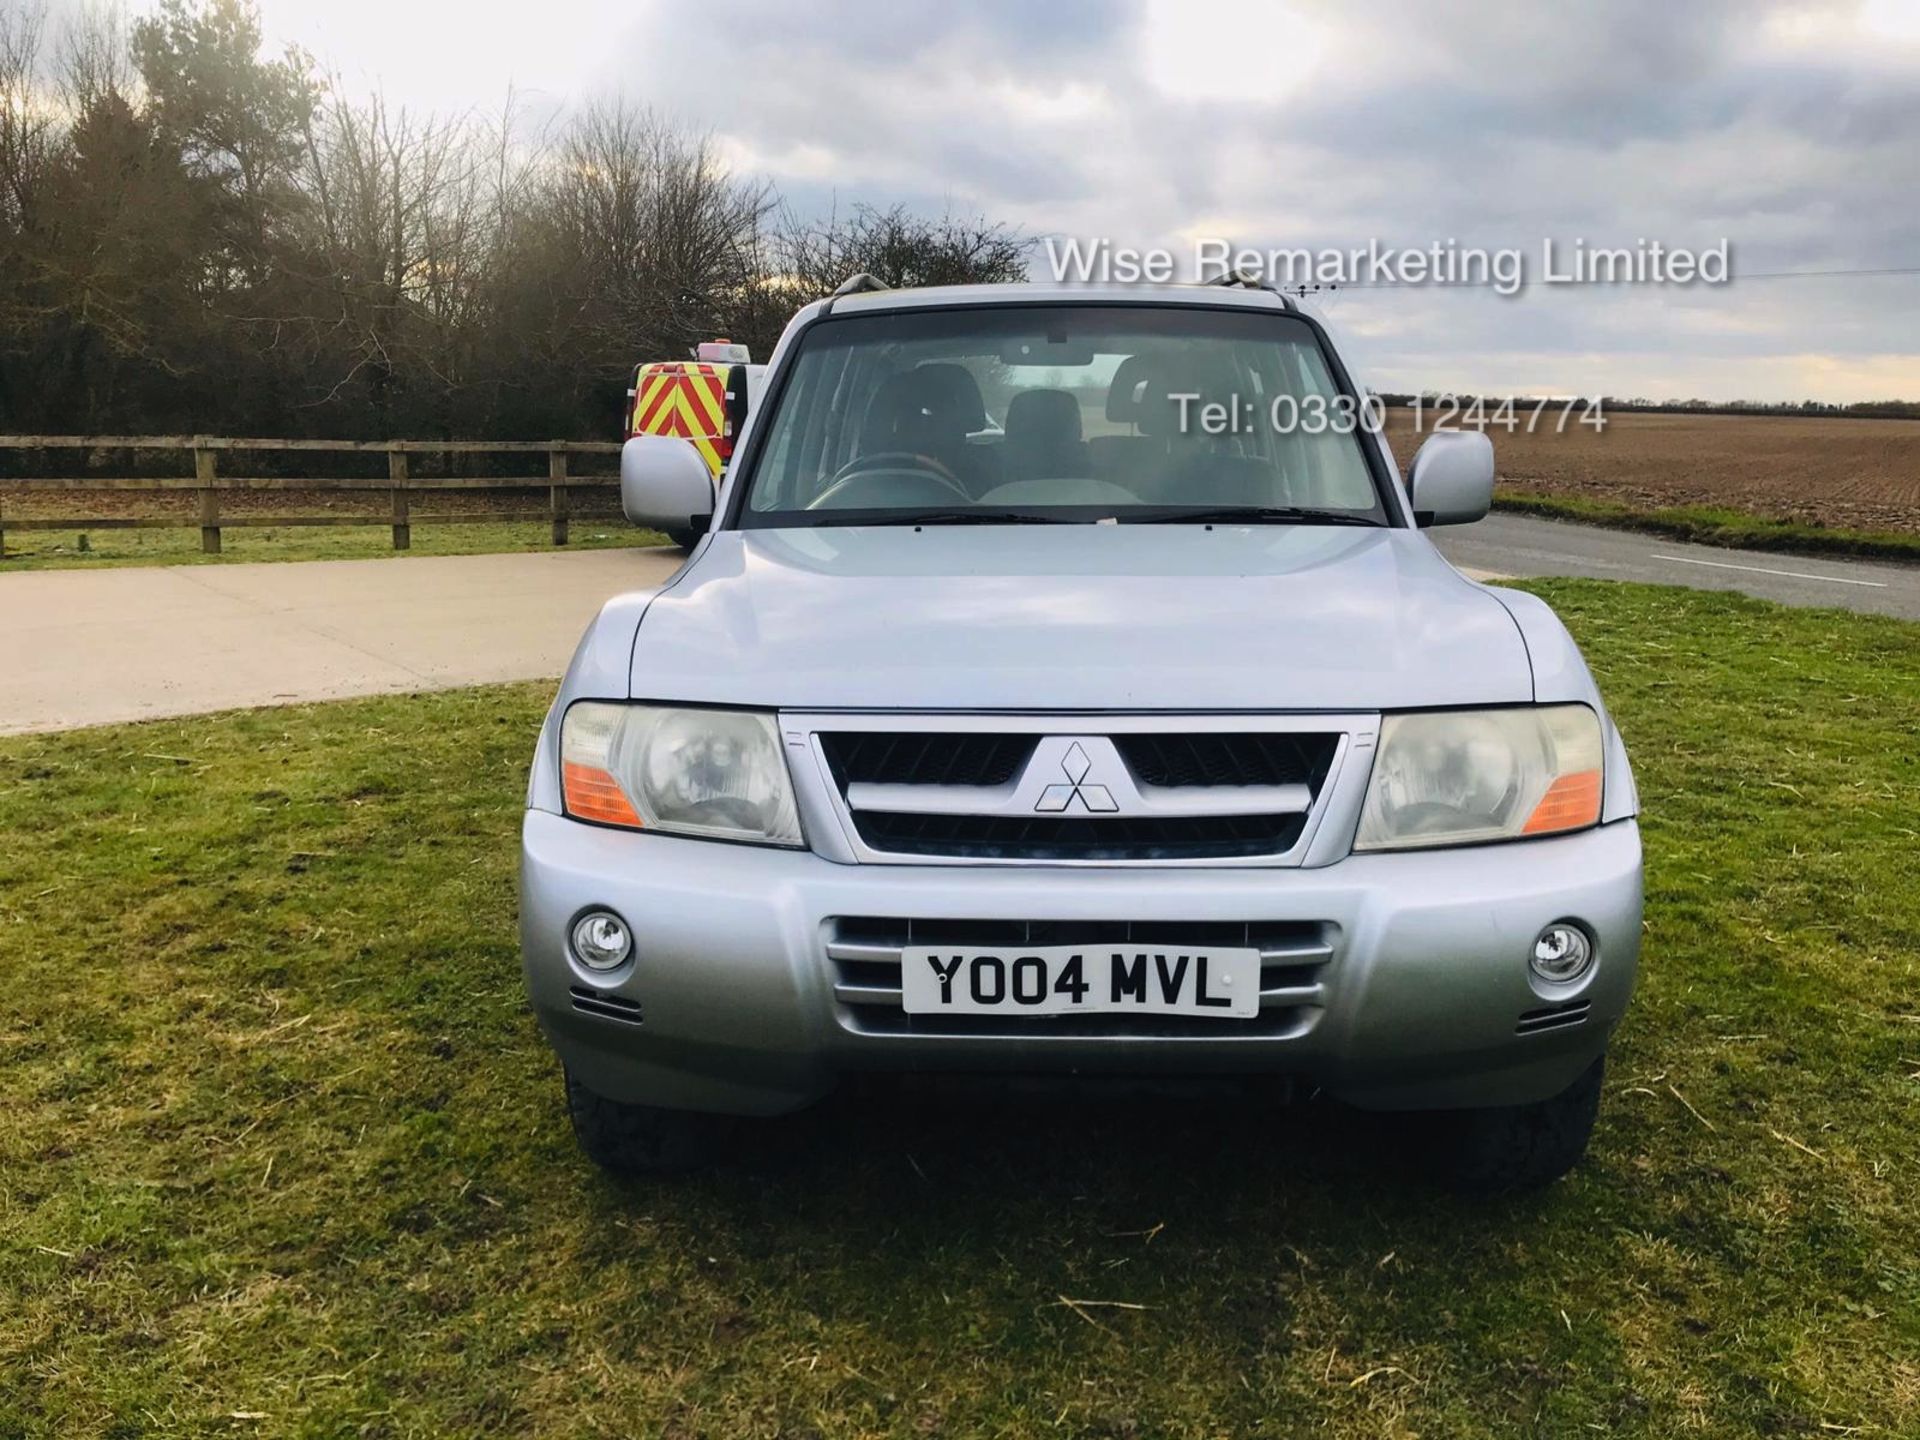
[807,450,972,510]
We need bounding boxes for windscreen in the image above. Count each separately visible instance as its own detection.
[736,305,1388,525]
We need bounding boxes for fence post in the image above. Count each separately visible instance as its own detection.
[389,447,411,550]
[549,443,569,546]
[193,440,220,553]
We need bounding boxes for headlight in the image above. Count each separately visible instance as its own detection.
[559,702,802,846]
[1354,704,1603,851]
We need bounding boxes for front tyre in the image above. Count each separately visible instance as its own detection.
[565,1068,724,1175]
[1434,1054,1605,1192]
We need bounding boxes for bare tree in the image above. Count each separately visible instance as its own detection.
[776,201,1031,295]
[0,3,54,238]
[543,101,773,360]
[57,2,135,116]
[295,86,489,423]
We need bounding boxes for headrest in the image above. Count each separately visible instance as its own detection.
[861,363,988,451]
[904,362,987,431]
[1106,354,1246,437]
[1004,388,1082,447]
[1105,354,1156,423]
[1108,354,1198,436]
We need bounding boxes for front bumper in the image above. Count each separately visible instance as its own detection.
[520,811,1642,1116]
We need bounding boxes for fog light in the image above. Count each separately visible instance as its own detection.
[1530,923,1594,983]
[571,911,632,971]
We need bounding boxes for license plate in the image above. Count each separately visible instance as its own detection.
[899,943,1261,1019]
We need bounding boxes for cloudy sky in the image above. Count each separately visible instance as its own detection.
[104,0,1920,400]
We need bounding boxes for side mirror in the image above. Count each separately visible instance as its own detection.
[621,435,715,533]
[1406,429,1495,526]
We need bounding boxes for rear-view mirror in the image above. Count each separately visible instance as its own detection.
[998,337,1096,367]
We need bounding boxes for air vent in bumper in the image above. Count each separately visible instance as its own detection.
[570,985,644,1026]
[1515,999,1590,1036]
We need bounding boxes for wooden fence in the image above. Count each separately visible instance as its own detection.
[0,436,625,556]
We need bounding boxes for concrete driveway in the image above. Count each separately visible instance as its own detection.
[0,547,685,735]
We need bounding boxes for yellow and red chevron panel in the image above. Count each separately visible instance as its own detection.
[628,363,730,475]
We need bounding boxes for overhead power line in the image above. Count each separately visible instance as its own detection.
[1287,264,1920,294]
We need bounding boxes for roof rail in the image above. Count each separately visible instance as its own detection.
[1206,268,1296,309]
[830,272,890,298]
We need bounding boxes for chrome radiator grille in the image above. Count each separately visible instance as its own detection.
[810,724,1346,863]
[1113,732,1338,790]
[819,732,1037,789]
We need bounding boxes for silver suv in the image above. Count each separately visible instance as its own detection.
[519,279,1642,1189]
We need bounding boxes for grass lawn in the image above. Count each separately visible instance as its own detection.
[1495,490,1920,564]
[2,580,1917,1437]
[0,520,666,571]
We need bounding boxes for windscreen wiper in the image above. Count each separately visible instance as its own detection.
[858,510,1078,526]
[1121,506,1385,527]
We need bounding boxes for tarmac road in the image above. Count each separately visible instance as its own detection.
[1432,512,1920,621]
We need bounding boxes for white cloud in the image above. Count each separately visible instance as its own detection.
[1137,0,1335,103]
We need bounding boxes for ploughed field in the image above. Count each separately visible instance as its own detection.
[1380,407,1920,536]
[3,580,1918,1438]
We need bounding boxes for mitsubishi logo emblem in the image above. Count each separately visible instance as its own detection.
[1034,741,1120,813]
